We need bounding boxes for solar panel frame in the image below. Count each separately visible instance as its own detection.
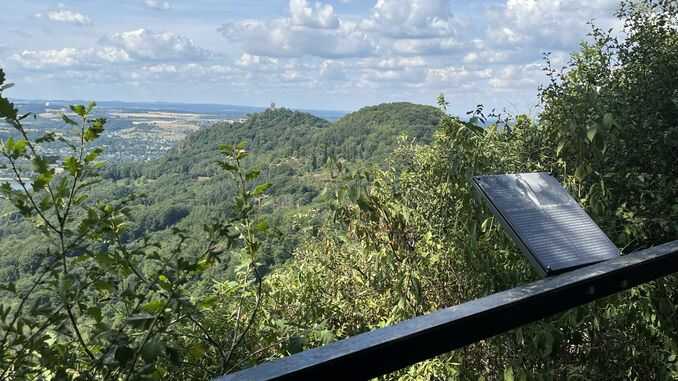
[472,172,620,276]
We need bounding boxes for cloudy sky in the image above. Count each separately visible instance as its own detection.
[1,0,622,114]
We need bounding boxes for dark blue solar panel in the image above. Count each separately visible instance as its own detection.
[472,172,619,276]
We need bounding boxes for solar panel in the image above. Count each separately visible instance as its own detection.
[472,172,619,276]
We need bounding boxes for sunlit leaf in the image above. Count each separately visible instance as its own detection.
[142,300,165,314]
[252,182,272,196]
[69,104,87,117]
[586,124,598,142]
[63,156,80,177]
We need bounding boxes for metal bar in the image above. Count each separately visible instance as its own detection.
[217,240,678,381]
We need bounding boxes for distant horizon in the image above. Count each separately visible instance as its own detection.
[11,97,455,115]
[11,97,350,114]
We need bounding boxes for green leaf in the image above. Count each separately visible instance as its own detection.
[32,172,54,192]
[586,124,598,142]
[254,218,269,233]
[0,97,17,120]
[219,144,233,154]
[62,114,78,126]
[158,274,172,291]
[142,300,165,314]
[574,164,590,181]
[86,101,97,114]
[196,257,213,271]
[84,118,105,142]
[187,342,207,361]
[357,194,372,212]
[69,104,87,117]
[556,141,566,156]
[0,182,11,196]
[252,182,272,196]
[236,149,249,160]
[4,137,28,159]
[36,132,56,143]
[63,156,81,177]
[94,280,114,292]
[86,307,103,323]
[12,139,28,158]
[73,194,88,205]
[219,161,237,172]
[602,113,616,128]
[316,329,335,345]
[32,156,50,174]
[503,367,515,381]
[85,148,103,163]
[142,339,164,362]
[198,295,218,309]
[245,169,261,181]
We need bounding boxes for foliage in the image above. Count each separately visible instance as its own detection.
[1,0,677,379]
[199,1,678,379]
[0,69,269,379]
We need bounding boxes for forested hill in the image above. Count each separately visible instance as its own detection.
[2,3,676,377]
[1,102,443,281]
[318,102,443,162]
[101,101,443,243]
[106,108,330,179]
[106,102,442,180]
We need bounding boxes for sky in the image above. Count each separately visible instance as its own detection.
[1,0,622,114]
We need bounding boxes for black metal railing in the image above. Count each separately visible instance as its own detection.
[217,240,678,381]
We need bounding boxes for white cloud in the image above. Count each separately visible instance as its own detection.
[8,0,628,112]
[390,37,463,55]
[463,49,513,64]
[371,57,427,70]
[104,29,209,61]
[220,19,374,58]
[237,53,277,67]
[11,28,210,72]
[486,0,620,50]
[219,1,374,59]
[36,9,91,26]
[219,0,462,59]
[139,63,235,81]
[236,53,280,74]
[12,47,130,70]
[486,63,542,89]
[363,0,456,38]
[289,0,339,29]
[362,67,427,83]
[319,60,347,80]
[144,0,171,10]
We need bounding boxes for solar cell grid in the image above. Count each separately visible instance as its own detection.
[472,172,619,276]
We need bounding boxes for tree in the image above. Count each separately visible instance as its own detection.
[0,69,271,379]
[201,1,678,379]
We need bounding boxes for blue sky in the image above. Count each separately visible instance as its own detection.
[1,0,621,114]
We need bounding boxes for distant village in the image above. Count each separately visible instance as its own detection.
[0,102,250,189]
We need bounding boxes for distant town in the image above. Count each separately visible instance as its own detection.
[0,100,345,189]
